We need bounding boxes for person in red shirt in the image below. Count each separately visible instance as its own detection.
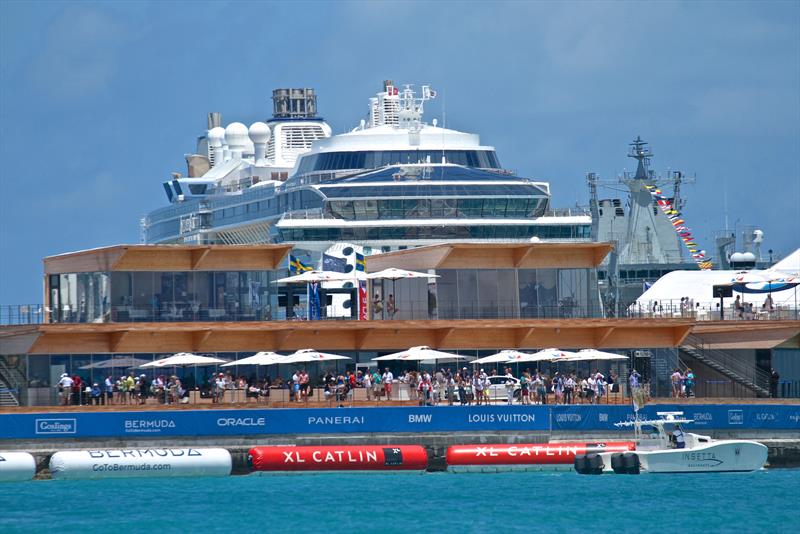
[71,375,83,406]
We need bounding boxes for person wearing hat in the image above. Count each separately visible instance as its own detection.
[57,373,73,406]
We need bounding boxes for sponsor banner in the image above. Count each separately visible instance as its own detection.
[549,404,800,432]
[0,405,797,440]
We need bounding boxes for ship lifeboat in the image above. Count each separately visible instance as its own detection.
[446,442,635,472]
[249,445,428,473]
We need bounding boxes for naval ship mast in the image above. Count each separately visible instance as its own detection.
[589,136,698,316]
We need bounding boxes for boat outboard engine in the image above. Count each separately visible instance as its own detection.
[610,452,640,474]
[574,453,604,475]
[622,452,640,474]
[610,453,626,474]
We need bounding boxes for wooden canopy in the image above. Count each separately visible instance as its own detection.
[44,244,293,274]
[366,243,613,271]
[12,318,694,354]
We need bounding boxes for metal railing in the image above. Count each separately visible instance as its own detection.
[624,299,799,321]
[681,334,771,397]
[2,299,798,325]
[0,304,45,325]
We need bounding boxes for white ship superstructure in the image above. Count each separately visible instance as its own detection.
[143,81,590,255]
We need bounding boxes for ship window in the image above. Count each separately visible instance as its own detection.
[187,184,207,195]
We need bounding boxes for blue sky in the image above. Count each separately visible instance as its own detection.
[1,0,798,303]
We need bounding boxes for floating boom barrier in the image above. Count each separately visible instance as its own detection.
[248,445,428,473]
[49,448,232,479]
[445,442,636,472]
[0,452,36,482]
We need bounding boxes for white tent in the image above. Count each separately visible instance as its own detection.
[773,248,800,274]
[631,269,799,316]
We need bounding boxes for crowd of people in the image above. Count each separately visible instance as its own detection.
[55,365,654,407]
[56,371,190,406]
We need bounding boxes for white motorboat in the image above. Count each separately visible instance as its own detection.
[574,411,768,474]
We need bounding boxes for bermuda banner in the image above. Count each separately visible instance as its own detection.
[0,405,797,440]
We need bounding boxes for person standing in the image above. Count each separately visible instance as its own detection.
[671,369,683,398]
[684,368,695,398]
[363,370,372,401]
[563,373,575,404]
[386,294,397,319]
[504,369,515,405]
[104,375,114,405]
[769,368,780,398]
[57,373,73,406]
[382,368,394,400]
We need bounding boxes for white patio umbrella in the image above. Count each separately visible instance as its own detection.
[507,348,578,363]
[367,269,439,319]
[472,350,534,365]
[562,349,628,361]
[221,351,286,367]
[281,348,351,364]
[140,352,227,368]
[366,268,439,280]
[80,356,152,370]
[276,270,367,284]
[373,345,463,362]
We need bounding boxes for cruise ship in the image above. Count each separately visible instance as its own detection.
[142,82,590,259]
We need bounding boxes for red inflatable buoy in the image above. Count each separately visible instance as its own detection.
[249,445,428,472]
[446,442,635,471]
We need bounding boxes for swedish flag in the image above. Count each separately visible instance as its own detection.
[355,252,366,272]
[289,255,312,275]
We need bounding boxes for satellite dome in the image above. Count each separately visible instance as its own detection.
[207,127,225,147]
[730,252,745,263]
[224,122,249,149]
[248,122,270,144]
[741,252,756,262]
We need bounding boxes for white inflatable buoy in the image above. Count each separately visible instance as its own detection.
[0,451,36,482]
[49,448,232,480]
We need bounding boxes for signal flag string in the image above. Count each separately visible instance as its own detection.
[645,185,713,270]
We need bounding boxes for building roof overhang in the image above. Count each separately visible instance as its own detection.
[43,244,293,274]
[4,318,692,355]
[366,242,613,270]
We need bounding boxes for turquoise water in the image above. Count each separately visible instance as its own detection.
[2,470,798,533]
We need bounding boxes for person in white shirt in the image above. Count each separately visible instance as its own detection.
[472,374,483,405]
[382,368,394,400]
[214,373,226,403]
[104,376,114,405]
[504,370,515,405]
[363,371,372,401]
[587,375,598,404]
[58,373,73,405]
